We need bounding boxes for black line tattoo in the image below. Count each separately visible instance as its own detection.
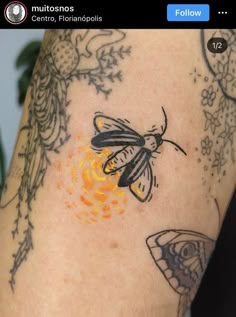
[194,29,236,182]
[91,107,187,202]
[0,29,131,290]
[214,197,222,231]
[146,229,215,317]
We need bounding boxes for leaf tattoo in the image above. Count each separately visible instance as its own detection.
[0,29,131,290]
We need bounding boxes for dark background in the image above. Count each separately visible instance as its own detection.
[0,0,234,29]
[192,191,236,317]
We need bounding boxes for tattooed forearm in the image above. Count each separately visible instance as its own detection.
[90,108,186,202]
[0,29,131,290]
[193,29,236,183]
[146,229,215,317]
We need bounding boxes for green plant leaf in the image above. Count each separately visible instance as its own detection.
[16,40,42,105]
[15,41,41,68]
[17,66,33,104]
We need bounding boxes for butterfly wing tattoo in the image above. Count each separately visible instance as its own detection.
[91,114,153,202]
[146,229,215,317]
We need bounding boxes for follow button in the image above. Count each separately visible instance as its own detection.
[167,4,210,22]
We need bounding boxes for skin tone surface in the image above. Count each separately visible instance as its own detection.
[0,29,235,317]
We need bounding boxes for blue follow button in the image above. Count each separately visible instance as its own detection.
[167,4,210,21]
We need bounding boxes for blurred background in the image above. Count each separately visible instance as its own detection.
[0,29,43,173]
[0,30,235,317]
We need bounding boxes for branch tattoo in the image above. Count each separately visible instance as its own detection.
[146,230,215,317]
[91,108,187,202]
[0,29,131,290]
[0,30,219,317]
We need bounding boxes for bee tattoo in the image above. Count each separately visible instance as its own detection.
[91,107,187,202]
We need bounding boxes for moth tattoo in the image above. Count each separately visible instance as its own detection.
[91,107,187,202]
[146,229,215,317]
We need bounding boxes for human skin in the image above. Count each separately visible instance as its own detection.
[0,29,235,317]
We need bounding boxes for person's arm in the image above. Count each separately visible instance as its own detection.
[0,29,235,317]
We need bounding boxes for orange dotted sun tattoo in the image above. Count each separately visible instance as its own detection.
[54,134,128,224]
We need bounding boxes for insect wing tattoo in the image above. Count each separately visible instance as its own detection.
[146,229,215,317]
[0,29,131,290]
[91,108,187,202]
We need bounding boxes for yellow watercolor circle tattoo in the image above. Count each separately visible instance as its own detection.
[54,134,128,224]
